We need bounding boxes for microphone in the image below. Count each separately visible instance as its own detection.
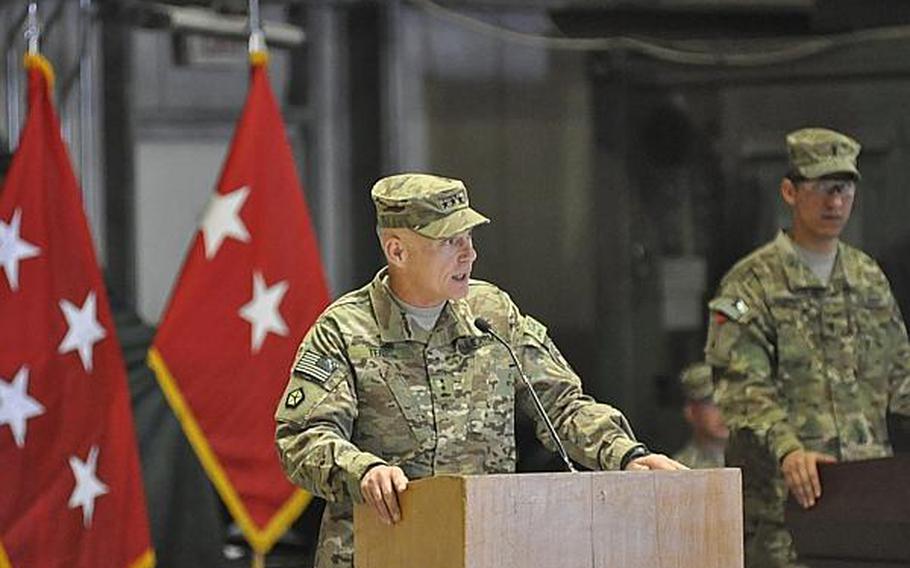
[474,317,577,473]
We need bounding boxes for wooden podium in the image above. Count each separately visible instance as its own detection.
[354,469,743,568]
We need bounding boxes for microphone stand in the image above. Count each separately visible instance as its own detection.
[475,318,577,473]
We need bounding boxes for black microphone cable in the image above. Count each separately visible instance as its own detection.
[474,317,577,473]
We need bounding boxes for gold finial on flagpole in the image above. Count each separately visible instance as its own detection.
[248,0,269,66]
[23,2,55,87]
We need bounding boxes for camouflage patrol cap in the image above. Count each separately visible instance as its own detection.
[786,127,861,180]
[680,362,713,401]
[371,173,490,239]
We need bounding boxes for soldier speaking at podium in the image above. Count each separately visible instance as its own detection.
[705,128,910,568]
[275,173,685,568]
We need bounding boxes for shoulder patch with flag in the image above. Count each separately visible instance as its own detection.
[293,351,339,385]
[709,296,750,324]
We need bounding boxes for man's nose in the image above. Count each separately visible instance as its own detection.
[826,192,848,206]
[460,239,477,262]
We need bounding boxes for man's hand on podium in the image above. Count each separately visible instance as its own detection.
[781,449,838,509]
[625,453,689,471]
[361,465,410,525]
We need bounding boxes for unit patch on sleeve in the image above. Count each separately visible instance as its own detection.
[293,350,339,384]
[285,388,305,408]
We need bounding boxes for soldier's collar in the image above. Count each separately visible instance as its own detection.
[776,230,850,290]
[369,268,414,343]
[437,296,486,346]
[368,269,484,344]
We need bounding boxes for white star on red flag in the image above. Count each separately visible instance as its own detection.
[200,185,251,259]
[58,291,107,373]
[0,366,45,448]
[0,208,41,291]
[68,446,110,528]
[239,271,290,353]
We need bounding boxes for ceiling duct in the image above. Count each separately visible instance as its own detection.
[128,2,304,48]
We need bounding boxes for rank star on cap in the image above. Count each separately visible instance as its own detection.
[0,208,41,291]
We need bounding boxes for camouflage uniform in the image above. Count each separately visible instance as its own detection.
[707,231,910,567]
[275,173,647,568]
[706,126,910,568]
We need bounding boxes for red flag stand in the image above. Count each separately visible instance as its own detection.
[0,53,155,568]
[148,46,330,557]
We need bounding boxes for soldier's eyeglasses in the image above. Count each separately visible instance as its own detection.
[803,179,856,198]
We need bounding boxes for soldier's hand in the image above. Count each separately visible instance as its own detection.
[625,453,689,471]
[360,465,409,525]
[781,449,837,509]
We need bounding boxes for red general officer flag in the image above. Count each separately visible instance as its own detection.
[0,54,155,568]
[148,50,330,554]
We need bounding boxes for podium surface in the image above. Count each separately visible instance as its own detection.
[786,455,910,568]
[355,469,742,568]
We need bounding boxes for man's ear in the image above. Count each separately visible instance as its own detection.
[780,177,798,207]
[384,234,407,267]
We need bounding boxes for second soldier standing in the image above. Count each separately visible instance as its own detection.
[705,128,910,568]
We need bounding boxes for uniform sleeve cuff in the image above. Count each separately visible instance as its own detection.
[767,424,803,463]
[345,452,388,504]
[620,445,652,470]
[599,437,646,470]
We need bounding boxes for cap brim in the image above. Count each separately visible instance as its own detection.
[799,158,861,180]
[413,207,490,239]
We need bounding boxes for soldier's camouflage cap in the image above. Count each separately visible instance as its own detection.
[786,127,861,180]
[680,362,713,402]
[371,173,490,239]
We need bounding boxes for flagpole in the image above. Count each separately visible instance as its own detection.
[248,10,268,568]
[5,5,29,151]
[25,1,39,55]
[248,0,266,56]
[8,2,41,152]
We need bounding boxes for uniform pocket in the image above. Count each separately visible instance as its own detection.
[769,296,815,380]
[353,363,425,460]
[852,293,893,399]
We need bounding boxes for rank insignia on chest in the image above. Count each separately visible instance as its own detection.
[456,336,490,355]
[285,388,305,408]
[293,350,339,384]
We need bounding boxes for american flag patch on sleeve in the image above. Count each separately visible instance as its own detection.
[293,350,339,384]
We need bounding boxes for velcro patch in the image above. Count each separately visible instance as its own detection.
[455,335,493,355]
[522,316,548,344]
[285,388,305,408]
[709,296,750,323]
[293,351,339,384]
